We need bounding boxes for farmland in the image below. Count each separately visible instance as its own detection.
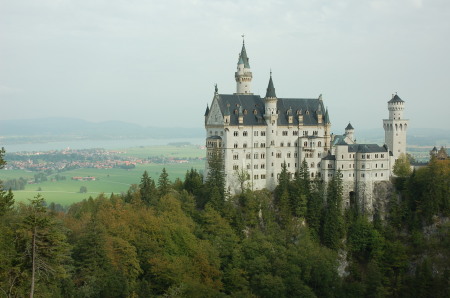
[1,145,205,206]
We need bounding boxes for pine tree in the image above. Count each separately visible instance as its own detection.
[205,148,225,209]
[321,170,344,249]
[158,167,171,196]
[139,171,157,206]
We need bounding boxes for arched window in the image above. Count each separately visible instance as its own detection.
[318,141,322,147]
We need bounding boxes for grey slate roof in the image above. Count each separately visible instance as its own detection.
[388,94,404,103]
[217,94,266,126]
[215,94,326,127]
[266,75,277,98]
[347,144,388,153]
[323,154,336,161]
[345,123,354,130]
[239,43,250,68]
[204,104,210,116]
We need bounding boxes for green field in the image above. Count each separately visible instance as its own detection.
[1,145,205,207]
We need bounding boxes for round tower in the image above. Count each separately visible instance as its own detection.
[235,39,253,94]
[345,122,354,143]
[383,93,408,160]
[264,72,278,190]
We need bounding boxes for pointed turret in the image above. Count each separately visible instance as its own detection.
[238,41,250,68]
[265,72,277,98]
[235,38,253,94]
[324,108,330,124]
[204,104,210,116]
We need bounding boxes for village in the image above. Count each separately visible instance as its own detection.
[3,148,200,173]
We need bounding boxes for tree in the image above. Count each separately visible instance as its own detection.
[235,168,250,194]
[139,171,157,206]
[393,153,411,178]
[79,186,88,193]
[157,167,171,196]
[321,170,344,249]
[0,148,14,216]
[17,195,71,297]
[292,159,310,218]
[205,148,225,209]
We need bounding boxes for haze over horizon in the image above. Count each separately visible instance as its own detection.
[1,0,449,131]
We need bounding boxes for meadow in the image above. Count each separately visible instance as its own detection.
[1,145,205,206]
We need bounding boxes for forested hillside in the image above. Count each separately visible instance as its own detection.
[0,148,449,297]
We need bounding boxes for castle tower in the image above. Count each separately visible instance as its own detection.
[264,72,278,189]
[345,122,355,143]
[383,93,408,160]
[235,39,253,94]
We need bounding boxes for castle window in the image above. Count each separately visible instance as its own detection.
[234,131,239,136]
[261,153,265,159]
[287,152,291,158]
[261,164,265,169]
[295,163,297,167]
[243,143,247,148]
[282,131,288,136]
[318,153,321,158]
[234,109,238,115]
[376,164,378,168]
[261,131,266,136]
[254,175,259,180]
[362,154,365,159]
[261,143,266,148]
[342,155,344,159]
[294,142,297,147]
[349,154,352,158]
[261,174,266,179]
[254,131,258,136]
[280,142,284,147]
[311,163,315,168]
[288,163,290,167]
[253,109,257,115]
[318,163,321,168]
[254,164,258,169]
[318,141,322,147]
[341,164,344,169]
[311,172,314,177]
[254,142,258,147]
[328,164,332,169]
[362,164,365,169]
[303,141,307,147]
[381,164,384,168]
[349,164,351,168]
[375,173,378,177]
[247,164,251,170]
[243,131,248,136]
[244,109,248,115]
[271,141,275,145]
[276,153,282,158]
[293,131,298,136]
[233,165,239,170]
[381,173,383,177]
[294,153,298,158]
[254,153,258,159]
[246,153,251,159]
[233,154,239,160]
[361,174,365,178]
[234,143,238,148]
[381,154,384,158]
[367,154,370,159]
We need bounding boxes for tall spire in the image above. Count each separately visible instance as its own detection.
[238,37,250,68]
[265,71,276,98]
[235,36,253,94]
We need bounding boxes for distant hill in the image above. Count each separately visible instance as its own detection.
[1,118,448,147]
[0,118,203,143]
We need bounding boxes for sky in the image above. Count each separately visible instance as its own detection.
[1,0,449,132]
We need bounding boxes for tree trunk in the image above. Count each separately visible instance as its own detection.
[30,226,36,298]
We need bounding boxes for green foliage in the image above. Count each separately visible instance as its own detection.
[205,148,226,210]
[393,153,412,178]
[158,167,171,196]
[139,170,157,206]
[321,170,344,250]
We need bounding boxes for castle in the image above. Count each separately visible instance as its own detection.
[204,40,408,213]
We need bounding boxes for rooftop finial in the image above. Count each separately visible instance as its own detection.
[270,68,272,77]
[214,83,218,94]
[242,34,245,45]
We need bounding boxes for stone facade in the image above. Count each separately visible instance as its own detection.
[204,40,407,214]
